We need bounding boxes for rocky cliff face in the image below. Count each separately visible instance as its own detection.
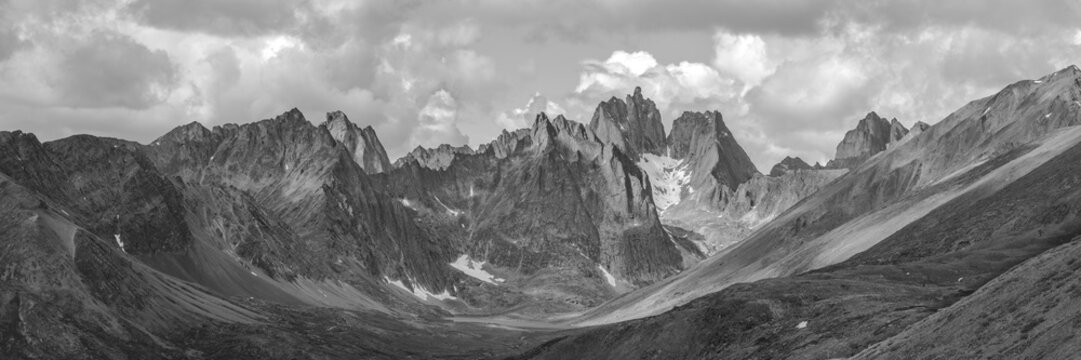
[323,111,392,174]
[829,112,908,168]
[139,109,466,311]
[372,112,685,313]
[666,111,758,195]
[589,87,667,158]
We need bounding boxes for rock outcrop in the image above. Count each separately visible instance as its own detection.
[828,112,908,168]
[589,87,667,158]
[323,110,392,174]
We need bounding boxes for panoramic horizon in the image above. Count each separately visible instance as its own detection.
[2,0,1080,169]
[5,1,1081,359]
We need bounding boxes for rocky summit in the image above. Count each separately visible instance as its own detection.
[828,111,909,168]
[589,86,668,158]
[3,66,1081,360]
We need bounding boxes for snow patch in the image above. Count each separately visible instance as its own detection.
[598,265,617,287]
[1045,113,1053,119]
[449,254,503,284]
[433,196,462,216]
[796,321,808,329]
[385,276,457,301]
[397,198,416,209]
[1034,80,1044,84]
[982,107,990,115]
[114,234,126,253]
[637,153,691,211]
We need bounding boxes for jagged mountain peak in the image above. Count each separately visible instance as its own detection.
[532,112,603,160]
[589,88,667,158]
[393,142,475,170]
[667,111,736,159]
[665,110,758,195]
[153,120,212,145]
[324,110,352,126]
[278,107,307,123]
[476,128,532,158]
[829,111,903,168]
[321,110,392,174]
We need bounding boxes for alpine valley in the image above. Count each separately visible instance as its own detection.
[4,66,1081,359]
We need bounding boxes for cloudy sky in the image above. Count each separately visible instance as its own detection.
[1,0,1080,170]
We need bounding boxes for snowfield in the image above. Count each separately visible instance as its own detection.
[598,265,617,287]
[449,254,504,284]
[637,153,690,211]
[385,276,457,301]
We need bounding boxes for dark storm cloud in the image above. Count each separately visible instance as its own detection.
[126,0,306,37]
[57,33,176,109]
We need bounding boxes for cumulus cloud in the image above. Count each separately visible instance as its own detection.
[496,92,566,130]
[413,89,468,146]
[712,33,775,91]
[567,50,740,128]
[1,0,1080,172]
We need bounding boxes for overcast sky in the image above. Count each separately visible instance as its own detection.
[1,0,1080,170]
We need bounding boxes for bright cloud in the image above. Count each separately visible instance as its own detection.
[0,0,1079,170]
[497,92,566,130]
[569,50,740,126]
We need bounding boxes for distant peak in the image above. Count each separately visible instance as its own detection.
[325,110,351,125]
[533,111,551,126]
[1036,65,1081,83]
[180,121,209,131]
[769,156,812,176]
[276,108,307,123]
[155,120,211,144]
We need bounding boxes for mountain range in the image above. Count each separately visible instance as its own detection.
[2,66,1081,359]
